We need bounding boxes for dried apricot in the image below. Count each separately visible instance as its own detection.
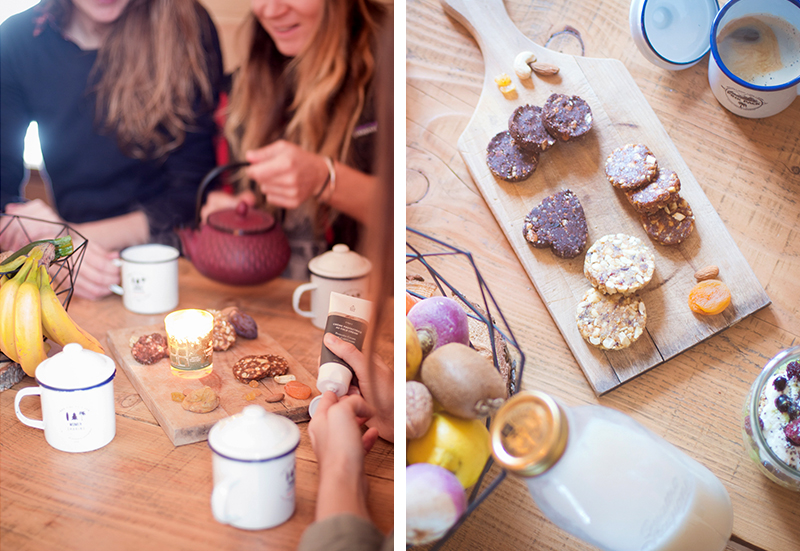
[284,380,312,400]
[688,279,731,315]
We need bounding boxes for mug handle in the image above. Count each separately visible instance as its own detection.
[109,258,124,295]
[291,283,317,318]
[14,387,44,430]
[211,478,241,524]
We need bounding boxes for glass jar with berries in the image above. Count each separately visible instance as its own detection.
[742,345,800,491]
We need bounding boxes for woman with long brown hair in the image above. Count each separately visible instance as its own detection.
[202,0,389,279]
[1,0,224,299]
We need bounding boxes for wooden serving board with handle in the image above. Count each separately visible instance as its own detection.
[441,0,771,394]
[107,322,318,446]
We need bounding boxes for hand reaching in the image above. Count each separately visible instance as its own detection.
[307,391,378,522]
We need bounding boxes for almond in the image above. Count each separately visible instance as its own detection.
[694,265,719,281]
[532,62,560,76]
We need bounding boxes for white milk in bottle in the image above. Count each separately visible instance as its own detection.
[490,392,733,551]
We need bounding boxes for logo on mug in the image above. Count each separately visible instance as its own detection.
[722,86,766,110]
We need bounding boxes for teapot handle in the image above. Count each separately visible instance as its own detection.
[194,161,251,227]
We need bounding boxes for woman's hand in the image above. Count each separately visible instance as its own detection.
[2,200,65,251]
[69,241,121,300]
[323,333,394,443]
[199,189,258,223]
[244,140,329,209]
[308,391,378,522]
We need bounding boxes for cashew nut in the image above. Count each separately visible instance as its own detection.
[513,51,537,80]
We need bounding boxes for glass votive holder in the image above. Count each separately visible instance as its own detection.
[164,309,214,379]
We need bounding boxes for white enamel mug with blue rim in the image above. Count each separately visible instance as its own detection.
[208,405,301,530]
[14,343,117,453]
[629,0,720,70]
[708,0,800,118]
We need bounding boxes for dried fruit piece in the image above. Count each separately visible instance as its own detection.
[688,280,731,315]
[694,265,720,281]
[284,380,312,400]
[229,309,258,339]
[265,393,285,403]
[248,379,260,388]
[494,73,512,87]
[243,389,262,401]
[182,386,220,413]
[785,419,800,446]
[171,392,185,402]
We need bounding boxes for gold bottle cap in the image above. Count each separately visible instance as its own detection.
[490,391,568,477]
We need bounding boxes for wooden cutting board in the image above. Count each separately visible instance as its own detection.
[107,323,318,446]
[442,0,771,394]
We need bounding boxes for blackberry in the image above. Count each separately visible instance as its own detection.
[787,360,800,380]
[775,395,792,413]
[773,376,788,391]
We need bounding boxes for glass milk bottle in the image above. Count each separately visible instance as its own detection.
[490,392,733,551]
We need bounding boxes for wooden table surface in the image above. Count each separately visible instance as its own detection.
[1,261,394,551]
[406,1,799,550]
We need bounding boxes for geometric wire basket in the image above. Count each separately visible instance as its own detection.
[0,213,88,315]
[406,227,527,549]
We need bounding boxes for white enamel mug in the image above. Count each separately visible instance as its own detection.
[110,244,179,314]
[14,343,116,453]
[291,244,372,330]
[208,406,301,530]
[708,0,800,118]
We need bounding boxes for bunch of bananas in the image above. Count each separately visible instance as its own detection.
[0,238,103,377]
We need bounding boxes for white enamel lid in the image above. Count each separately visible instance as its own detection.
[629,0,719,70]
[308,244,372,280]
[208,405,300,461]
[35,343,116,390]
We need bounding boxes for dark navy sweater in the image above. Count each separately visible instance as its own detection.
[0,5,223,246]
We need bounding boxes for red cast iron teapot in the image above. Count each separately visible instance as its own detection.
[177,162,291,286]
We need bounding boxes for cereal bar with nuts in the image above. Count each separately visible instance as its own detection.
[583,234,655,295]
[640,197,695,246]
[576,288,647,350]
[604,144,658,191]
[626,169,681,214]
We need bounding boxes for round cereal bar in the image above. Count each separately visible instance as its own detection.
[640,196,695,246]
[232,354,289,383]
[508,104,556,153]
[131,333,169,365]
[605,144,658,190]
[486,130,539,182]
[576,288,647,350]
[583,234,655,295]
[542,93,593,141]
[626,169,681,214]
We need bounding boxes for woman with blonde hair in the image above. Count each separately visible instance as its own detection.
[1,0,224,299]
[202,0,389,279]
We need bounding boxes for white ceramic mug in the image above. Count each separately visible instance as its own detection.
[292,276,371,330]
[291,244,372,330]
[208,406,301,530]
[14,343,116,453]
[708,0,800,118]
[110,244,179,314]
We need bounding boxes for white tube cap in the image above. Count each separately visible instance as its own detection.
[316,362,353,398]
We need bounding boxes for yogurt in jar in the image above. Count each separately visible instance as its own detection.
[756,359,800,469]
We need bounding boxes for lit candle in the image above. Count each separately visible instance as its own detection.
[164,309,214,378]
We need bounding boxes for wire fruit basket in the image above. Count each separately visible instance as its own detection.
[0,213,88,322]
[406,227,526,549]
